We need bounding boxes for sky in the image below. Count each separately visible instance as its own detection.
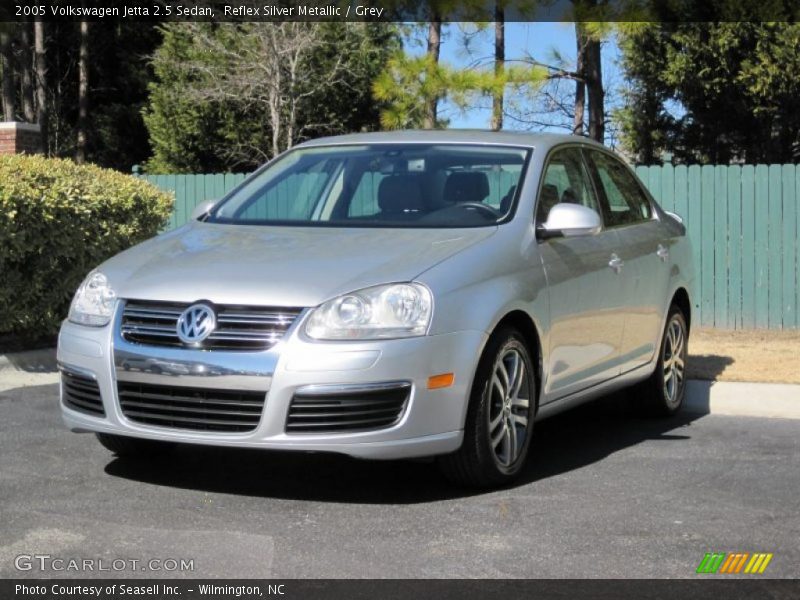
[405,22,623,135]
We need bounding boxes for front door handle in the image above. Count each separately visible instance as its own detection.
[656,244,669,262]
[608,253,624,273]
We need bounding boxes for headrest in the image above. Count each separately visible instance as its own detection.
[540,183,559,205]
[378,175,424,213]
[561,188,580,204]
[538,183,560,217]
[443,172,490,204]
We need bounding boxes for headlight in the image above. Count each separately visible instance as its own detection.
[68,271,117,326]
[305,283,432,340]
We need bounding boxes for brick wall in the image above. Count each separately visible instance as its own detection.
[0,122,42,155]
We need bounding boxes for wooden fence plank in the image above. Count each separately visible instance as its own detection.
[782,165,797,328]
[646,166,661,205]
[212,173,226,203]
[186,174,198,226]
[768,165,783,328]
[700,166,715,326]
[741,166,756,328]
[674,165,688,222]
[797,167,800,329]
[794,165,800,329]
[687,165,703,324]
[754,165,769,328]
[727,166,742,329]
[174,176,186,230]
[660,164,675,213]
[714,166,728,328]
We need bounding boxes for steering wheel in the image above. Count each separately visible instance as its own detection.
[455,202,501,218]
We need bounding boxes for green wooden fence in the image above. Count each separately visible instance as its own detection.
[142,173,250,230]
[140,164,800,330]
[634,165,798,331]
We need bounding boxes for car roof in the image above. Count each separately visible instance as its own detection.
[295,129,608,152]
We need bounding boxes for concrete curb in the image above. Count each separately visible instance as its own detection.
[685,380,800,420]
[0,348,59,393]
[0,348,798,419]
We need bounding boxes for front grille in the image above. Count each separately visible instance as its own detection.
[62,371,105,416]
[118,382,266,432]
[286,383,410,433]
[120,300,303,351]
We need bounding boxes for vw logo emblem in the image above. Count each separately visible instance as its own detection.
[176,304,216,344]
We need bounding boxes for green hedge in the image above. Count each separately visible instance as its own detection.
[0,155,173,336]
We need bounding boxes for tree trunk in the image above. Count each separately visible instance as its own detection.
[76,20,89,163]
[0,27,15,121]
[586,37,604,143]
[33,19,47,152]
[573,23,586,136]
[20,24,35,123]
[491,5,505,131]
[423,20,441,129]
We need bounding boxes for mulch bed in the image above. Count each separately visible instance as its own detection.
[0,333,58,354]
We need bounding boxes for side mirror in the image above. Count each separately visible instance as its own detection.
[191,200,216,221]
[664,210,684,225]
[538,203,602,240]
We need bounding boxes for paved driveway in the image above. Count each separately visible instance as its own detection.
[1,381,799,579]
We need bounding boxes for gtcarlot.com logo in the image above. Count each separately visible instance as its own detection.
[14,554,195,573]
[696,552,773,574]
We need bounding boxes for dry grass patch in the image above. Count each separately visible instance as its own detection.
[688,328,800,384]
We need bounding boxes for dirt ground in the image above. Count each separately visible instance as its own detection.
[689,328,800,384]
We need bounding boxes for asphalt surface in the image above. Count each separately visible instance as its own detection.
[1,382,799,579]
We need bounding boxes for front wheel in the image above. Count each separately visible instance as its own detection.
[639,305,689,416]
[438,327,536,487]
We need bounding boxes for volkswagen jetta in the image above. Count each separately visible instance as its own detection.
[58,131,693,487]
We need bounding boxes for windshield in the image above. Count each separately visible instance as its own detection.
[208,144,530,228]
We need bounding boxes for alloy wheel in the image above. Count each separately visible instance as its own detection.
[662,315,686,408]
[487,347,531,467]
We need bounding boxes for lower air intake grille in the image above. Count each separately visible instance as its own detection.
[118,382,266,433]
[62,371,105,416]
[286,383,411,434]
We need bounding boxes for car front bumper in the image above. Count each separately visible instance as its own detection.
[57,311,486,459]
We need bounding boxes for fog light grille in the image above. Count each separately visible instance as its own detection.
[61,371,105,416]
[286,383,410,433]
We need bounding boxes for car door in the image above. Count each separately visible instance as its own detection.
[584,149,671,373]
[536,147,627,401]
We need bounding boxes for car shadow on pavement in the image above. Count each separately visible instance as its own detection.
[104,389,709,504]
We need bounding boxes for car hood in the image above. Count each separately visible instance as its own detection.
[101,221,497,307]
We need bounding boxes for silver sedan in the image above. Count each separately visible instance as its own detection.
[58,131,694,487]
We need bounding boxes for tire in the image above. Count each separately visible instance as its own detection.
[95,433,176,458]
[639,304,689,416]
[438,327,537,488]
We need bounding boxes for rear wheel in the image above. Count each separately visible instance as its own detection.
[96,433,176,458]
[639,305,688,416]
[438,327,536,487]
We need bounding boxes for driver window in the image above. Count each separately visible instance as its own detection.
[536,148,599,224]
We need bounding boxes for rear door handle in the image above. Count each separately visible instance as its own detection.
[656,244,669,262]
[608,253,624,273]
